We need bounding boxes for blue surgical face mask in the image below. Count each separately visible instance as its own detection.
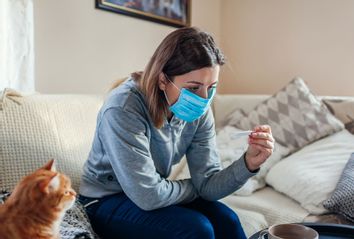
[164,78,216,122]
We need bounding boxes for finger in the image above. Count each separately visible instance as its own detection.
[250,132,274,142]
[253,125,272,134]
[251,144,273,155]
[249,139,274,150]
[248,145,273,160]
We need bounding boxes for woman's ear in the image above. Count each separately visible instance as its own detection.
[158,73,168,91]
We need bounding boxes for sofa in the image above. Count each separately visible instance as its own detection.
[1,78,353,238]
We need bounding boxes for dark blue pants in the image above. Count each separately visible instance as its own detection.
[79,193,247,239]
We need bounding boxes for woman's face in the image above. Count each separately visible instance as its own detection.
[160,65,220,105]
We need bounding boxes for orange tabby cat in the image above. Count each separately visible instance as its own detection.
[0,159,76,239]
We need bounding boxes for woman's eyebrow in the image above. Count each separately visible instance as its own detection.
[185,80,219,85]
[186,80,203,85]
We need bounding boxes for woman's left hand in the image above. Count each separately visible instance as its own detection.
[245,125,275,171]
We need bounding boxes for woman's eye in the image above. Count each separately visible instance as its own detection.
[207,86,216,92]
[188,87,200,92]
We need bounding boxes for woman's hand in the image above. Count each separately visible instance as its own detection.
[245,125,274,171]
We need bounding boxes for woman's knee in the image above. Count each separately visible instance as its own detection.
[178,213,215,239]
[215,201,242,225]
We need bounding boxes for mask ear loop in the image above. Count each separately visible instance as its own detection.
[163,91,172,106]
[163,73,181,106]
[163,73,173,106]
[164,73,181,91]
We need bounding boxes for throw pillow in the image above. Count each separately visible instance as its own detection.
[323,98,354,134]
[265,130,354,214]
[223,109,247,129]
[323,153,354,222]
[231,77,344,153]
[0,91,103,192]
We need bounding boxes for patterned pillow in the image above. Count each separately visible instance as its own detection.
[223,109,246,128]
[323,98,354,134]
[232,77,344,152]
[323,153,354,222]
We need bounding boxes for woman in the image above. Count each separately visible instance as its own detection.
[79,27,274,239]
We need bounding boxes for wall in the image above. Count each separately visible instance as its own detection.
[34,0,220,94]
[220,0,354,96]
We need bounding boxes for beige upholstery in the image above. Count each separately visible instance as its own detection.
[232,208,268,237]
[0,90,103,191]
[221,187,310,226]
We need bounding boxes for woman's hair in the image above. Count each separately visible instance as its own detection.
[121,27,225,128]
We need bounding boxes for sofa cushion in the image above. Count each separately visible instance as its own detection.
[225,207,268,237]
[228,77,344,153]
[221,187,310,226]
[323,153,354,222]
[0,90,103,191]
[266,130,354,214]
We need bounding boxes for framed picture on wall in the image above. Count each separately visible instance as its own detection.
[96,0,191,28]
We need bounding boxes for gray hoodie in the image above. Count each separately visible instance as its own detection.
[79,78,256,211]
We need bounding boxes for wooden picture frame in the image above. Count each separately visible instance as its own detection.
[96,0,191,28]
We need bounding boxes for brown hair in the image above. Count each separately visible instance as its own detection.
[115,27,225,128]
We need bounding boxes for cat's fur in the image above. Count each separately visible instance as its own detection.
[0,160,76,239]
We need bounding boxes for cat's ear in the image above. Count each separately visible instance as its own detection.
[42,159,57,172]
[39,173,60,194]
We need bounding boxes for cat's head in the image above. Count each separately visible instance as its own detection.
[11,159,77,213]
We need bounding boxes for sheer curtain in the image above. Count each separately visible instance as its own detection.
[0,0,34,92]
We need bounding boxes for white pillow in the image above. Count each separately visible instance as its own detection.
[266,130,354,214]
[176,126,290,196]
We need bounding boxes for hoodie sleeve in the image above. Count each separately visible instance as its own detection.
[185,108,257,201]
[98,106,198,210]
